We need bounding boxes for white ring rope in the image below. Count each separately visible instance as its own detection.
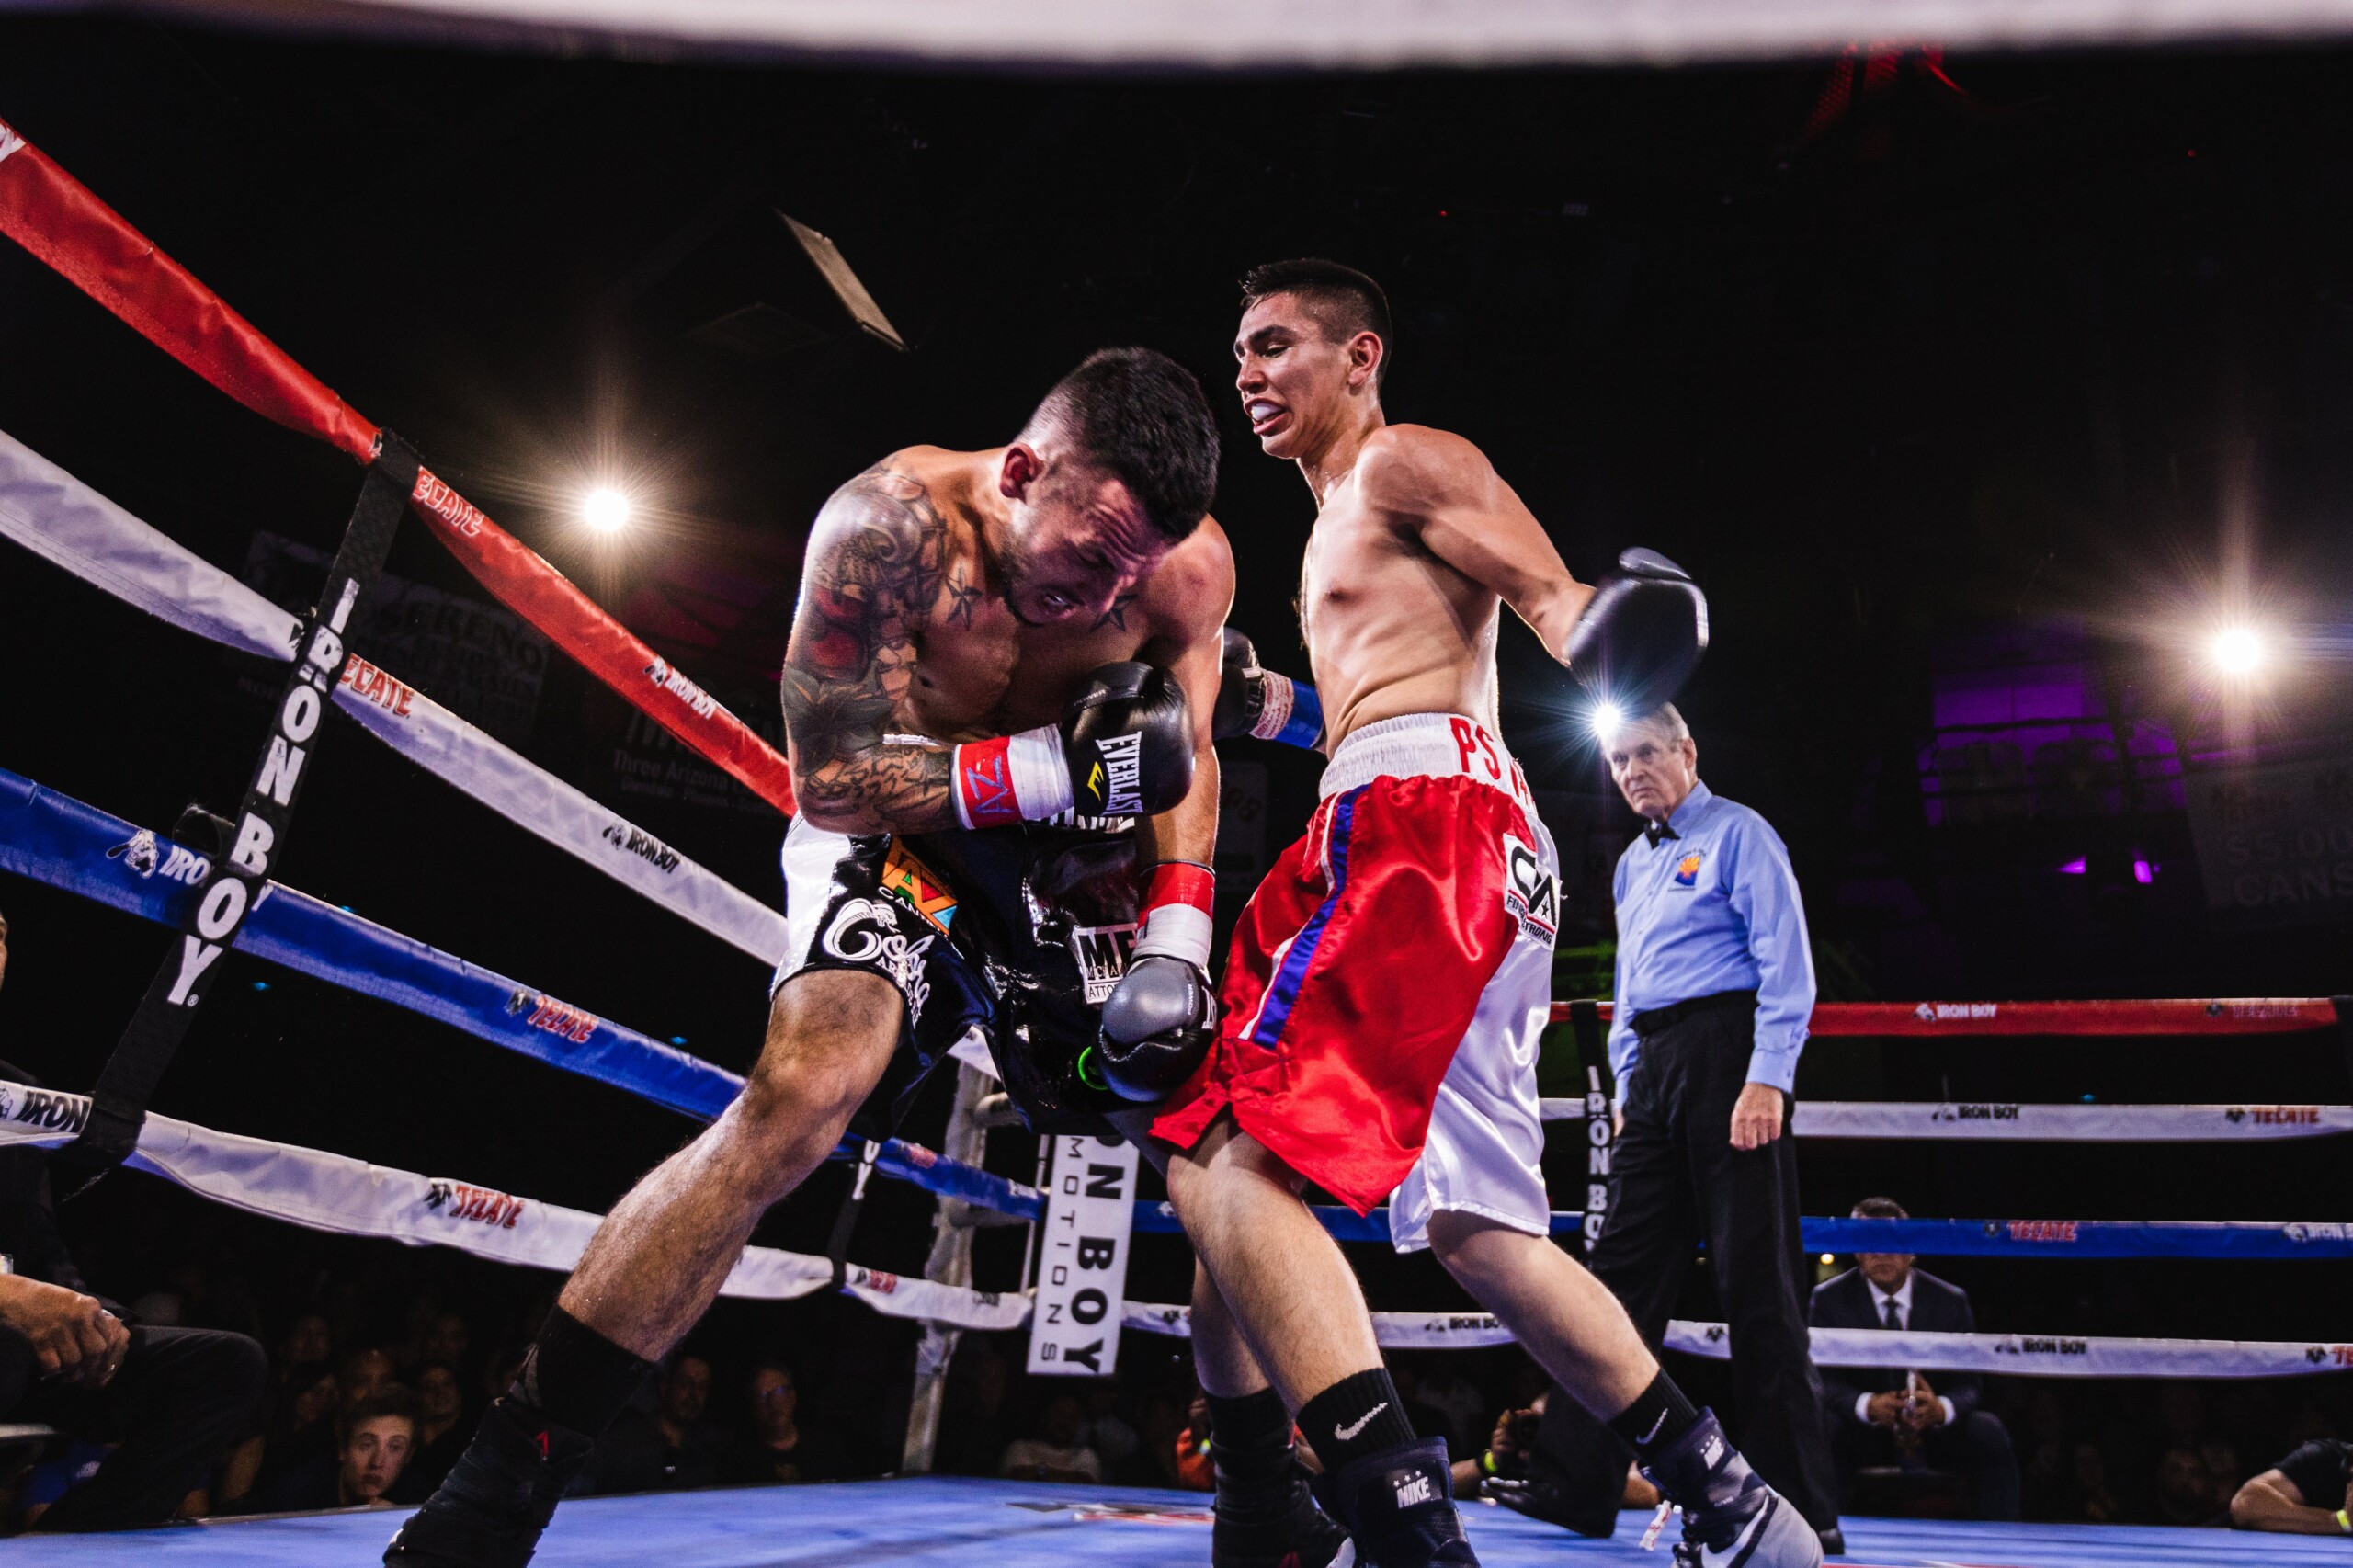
[0,426,792,966]
[0,1078,1025,1334]
[0,1077,2337,1381]
[1120,1304,2353,1380]
[1539,1098,2353,1141]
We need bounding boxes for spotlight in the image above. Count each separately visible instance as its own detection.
[2209,625,2265,676]
[583,487,632,533]
[1592,701,1624,744]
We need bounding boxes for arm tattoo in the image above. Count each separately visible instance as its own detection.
[780,467,958,831]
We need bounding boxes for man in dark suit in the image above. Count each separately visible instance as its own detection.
[1808,1197,2018,1520]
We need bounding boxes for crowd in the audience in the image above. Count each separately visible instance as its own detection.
[5,1246,2345,1533]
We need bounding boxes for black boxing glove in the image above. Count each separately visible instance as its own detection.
[1213,628,1324,749]
[1093,861,1217,1101]
[1561,548,1710,716]
[951,662,1194,828]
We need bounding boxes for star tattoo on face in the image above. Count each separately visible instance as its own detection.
[1091,592,1140,632]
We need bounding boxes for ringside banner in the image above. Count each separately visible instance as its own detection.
[1029,1133,1139,1378]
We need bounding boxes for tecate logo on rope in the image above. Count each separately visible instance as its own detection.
[505,989,599,1044]
[411,472,487,538]
[339,655,415,718]
[424,1180,525,1230]
[2003,1221,2081,1244]
[0,119,23,164]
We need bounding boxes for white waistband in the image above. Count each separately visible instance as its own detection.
[1320,713,1529,802]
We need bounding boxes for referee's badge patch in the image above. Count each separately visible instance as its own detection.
[1673,850,1705,888]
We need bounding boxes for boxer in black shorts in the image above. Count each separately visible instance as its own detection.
[390,349,1324,1567]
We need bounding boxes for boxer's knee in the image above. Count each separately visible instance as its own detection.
[731,971,900,1160]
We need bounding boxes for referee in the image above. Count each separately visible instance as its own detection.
[1535,704,1842,1551]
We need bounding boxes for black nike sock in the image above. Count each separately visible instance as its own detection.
[1297,1368,1417,1471]
[507,1305,656,1439]
[1207,1387,1300,1511]
[1606,1369,1700,1463]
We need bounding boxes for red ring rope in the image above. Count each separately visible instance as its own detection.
[1548,997,2340,1035]
[0,119,800,817]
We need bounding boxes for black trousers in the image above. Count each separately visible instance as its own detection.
[1539,994,1840,1531]
[0,1324,267,1529]
[1830,1409,2020,1521]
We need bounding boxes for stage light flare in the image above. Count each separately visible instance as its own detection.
[2209,625,2266,676]
[1592,701,1624,744]
[583,486,633,533]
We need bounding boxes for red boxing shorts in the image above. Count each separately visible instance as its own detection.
[1154,714,1560,1243]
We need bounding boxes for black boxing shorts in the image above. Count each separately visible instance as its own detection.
[771,812,1144,1136]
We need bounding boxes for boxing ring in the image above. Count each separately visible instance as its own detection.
[2,117,2351,1568]
[4,1476,2351,1568]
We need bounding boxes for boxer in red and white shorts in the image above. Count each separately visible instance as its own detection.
[1156,712,1558,1249]
[1152,260,1820,1568]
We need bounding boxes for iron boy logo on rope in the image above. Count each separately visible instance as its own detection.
[0,1084,91,1135]
[1931,1103,2021,1122]
[600,823,683,875]
[108,829,210,886]
[0,118,22,164]
[642,656,721,719]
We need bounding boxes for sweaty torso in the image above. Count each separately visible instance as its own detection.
[877,448,1205,741]
[1298,435,1501,748]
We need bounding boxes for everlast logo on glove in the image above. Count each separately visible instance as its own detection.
[1095,733,1146,816]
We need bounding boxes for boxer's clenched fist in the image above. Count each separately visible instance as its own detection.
[1097,955,1216,1101]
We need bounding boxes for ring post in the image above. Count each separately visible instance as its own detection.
[902,1060,992,1473]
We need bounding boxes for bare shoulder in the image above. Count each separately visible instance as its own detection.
[1354,424,1499,514]
[802,448,961,619]
[1139,515,1236,645]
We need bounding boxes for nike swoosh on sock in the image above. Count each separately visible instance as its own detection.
[1334,1403,1391,1442]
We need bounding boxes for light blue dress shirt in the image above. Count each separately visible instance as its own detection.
[1608,779,1816,1096]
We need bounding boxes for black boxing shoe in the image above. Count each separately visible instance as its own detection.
[1212,1470,1347,1568]
[384,1396,593,1567]
[1639,1411,1823,1568]
[1309,1437,1479,1568]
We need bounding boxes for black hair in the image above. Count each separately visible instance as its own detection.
[1851,1195,1909,1221]
[345,1384,420,1437]
[1027,347,1220,541]
[1240,258,1393,385]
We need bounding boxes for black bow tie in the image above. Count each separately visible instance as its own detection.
[1646,821,1679,848]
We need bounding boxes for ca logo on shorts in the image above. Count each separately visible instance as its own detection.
[1502,835,1558,944]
